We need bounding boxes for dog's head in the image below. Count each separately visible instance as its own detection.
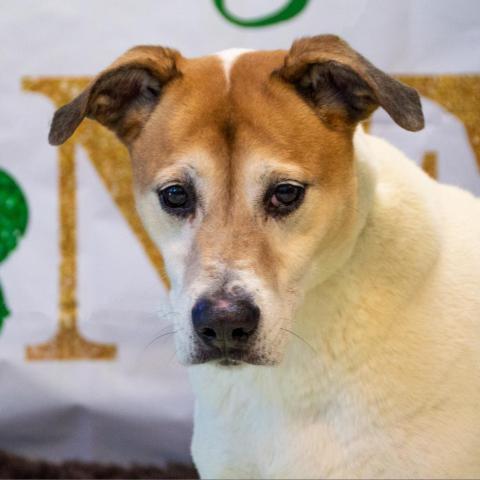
[50,35,423,367]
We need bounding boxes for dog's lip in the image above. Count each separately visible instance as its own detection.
[189,345,264,366]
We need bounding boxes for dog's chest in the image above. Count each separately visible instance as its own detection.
[190,337,480,478]
[189,360,388,478]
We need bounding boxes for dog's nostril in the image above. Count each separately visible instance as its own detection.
[231,327,251,342]
[201,327,217,340]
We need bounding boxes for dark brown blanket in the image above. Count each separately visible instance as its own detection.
[0,450,198,479]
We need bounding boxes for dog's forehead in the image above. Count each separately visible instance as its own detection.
[132,48,350,189]
[215,48,255,81]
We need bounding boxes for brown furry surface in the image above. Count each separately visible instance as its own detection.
[0,449,198,479]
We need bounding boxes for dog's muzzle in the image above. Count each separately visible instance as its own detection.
[191,291,260,365]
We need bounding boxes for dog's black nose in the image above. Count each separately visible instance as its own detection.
[191,295,260,350]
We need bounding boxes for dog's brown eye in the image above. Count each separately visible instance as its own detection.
[265,182,305,218]
[158,183,195,217]
[272,184,302,206]
[163,185,187,207]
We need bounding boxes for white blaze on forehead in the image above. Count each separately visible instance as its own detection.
[215,48,253,86]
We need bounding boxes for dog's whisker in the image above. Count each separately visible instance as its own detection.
[154,323,177,336]
[142,330,178,354]
[167,348,180,366]
[280,327,318,356]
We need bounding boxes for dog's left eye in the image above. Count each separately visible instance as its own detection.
[265,182,305,217]
[157,183,195,217]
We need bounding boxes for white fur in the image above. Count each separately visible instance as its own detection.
[188,128,480,478]
[215,48,253,85]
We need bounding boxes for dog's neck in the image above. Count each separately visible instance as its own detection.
[279,128,442,403]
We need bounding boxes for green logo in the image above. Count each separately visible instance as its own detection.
[0,169,29,329]
[214,0,310,27]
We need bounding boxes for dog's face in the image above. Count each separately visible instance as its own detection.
[49,36,423,366]
[132,50,362,366]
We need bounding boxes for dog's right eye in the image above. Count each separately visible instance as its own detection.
[264,181,306,218]
[157,184,195,217]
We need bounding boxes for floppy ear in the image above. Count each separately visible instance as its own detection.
[278,35,424,131]
[48,46,181,146]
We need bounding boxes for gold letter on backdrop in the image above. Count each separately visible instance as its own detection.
[23,77,170,361]
[21,75,479,360]
[399,75,480,175]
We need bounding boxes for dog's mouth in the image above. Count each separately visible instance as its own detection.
[217,358,242,367]
[188,344,268,367]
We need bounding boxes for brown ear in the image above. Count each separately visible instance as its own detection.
[49,46,181,146]
[278,35,424,131]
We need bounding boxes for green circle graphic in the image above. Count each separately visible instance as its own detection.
[0,169,29,327]
[214,0,310,27]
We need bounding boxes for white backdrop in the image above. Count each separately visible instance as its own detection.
[0,0,479,466]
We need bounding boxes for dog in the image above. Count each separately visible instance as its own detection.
[49,35,480,479]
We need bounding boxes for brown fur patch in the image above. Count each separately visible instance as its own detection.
[131,50,357,286]
[133,49,354,185]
